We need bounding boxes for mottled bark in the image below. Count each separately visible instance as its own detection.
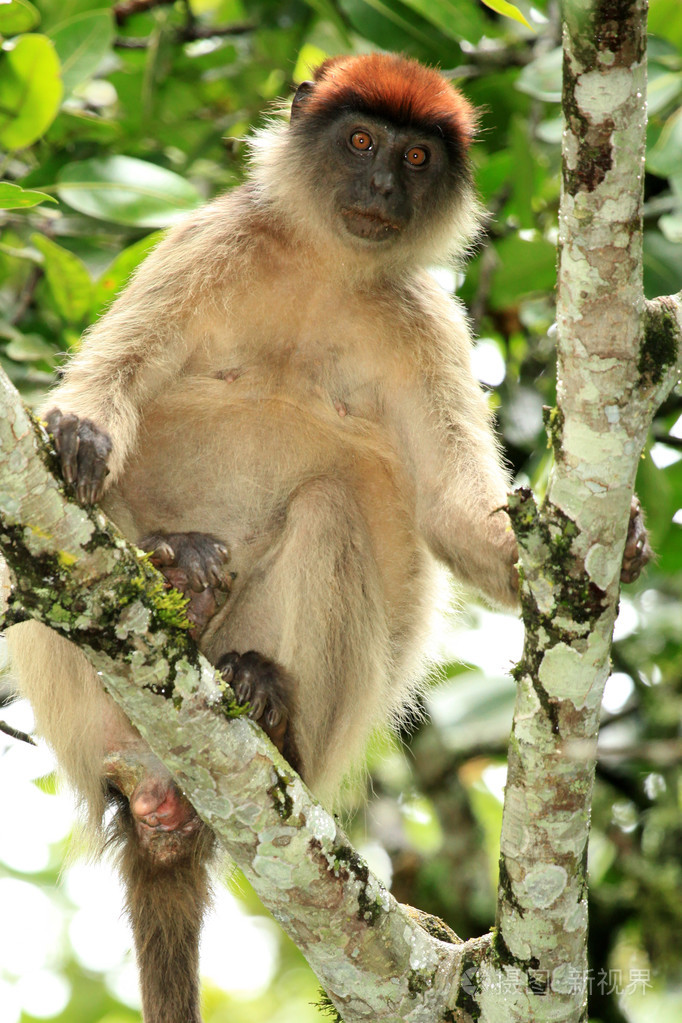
[486,3,681,1023]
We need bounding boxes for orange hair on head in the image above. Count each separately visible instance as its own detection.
[303,53,477,159]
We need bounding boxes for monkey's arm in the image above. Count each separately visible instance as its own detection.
[388,289,650,606]
[44,195,242,492]
[403,388,518,610]
[387,291,518,608]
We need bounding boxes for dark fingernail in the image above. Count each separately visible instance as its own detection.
[235,681,251,703]
[249,694,266,719]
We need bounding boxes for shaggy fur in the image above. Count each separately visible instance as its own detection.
[8,54,517,1023]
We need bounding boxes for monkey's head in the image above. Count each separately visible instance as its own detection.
[249,53,481,270]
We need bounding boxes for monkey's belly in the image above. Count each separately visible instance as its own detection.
[106,378,418,583]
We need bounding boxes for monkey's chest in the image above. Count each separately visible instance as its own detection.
[113,368,405,553]
[190,337,386,426]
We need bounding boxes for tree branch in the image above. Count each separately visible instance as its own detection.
[0,719,35,745]
[485,4,675,1022]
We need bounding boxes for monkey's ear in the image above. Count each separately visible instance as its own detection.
[291,80,315,120]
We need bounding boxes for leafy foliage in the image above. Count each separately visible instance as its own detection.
[1,1,681,1021]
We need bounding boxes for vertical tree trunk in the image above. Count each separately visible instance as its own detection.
[481,3,659,1021]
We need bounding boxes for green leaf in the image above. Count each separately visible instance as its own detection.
[488,233,557,310]
[659,212,682,243]
[92,231,164,316]
[32,771,57,795]
[643,229,682,299]
[648,0,682,49]
[0,0,40,35]
[0,181,57,209]
[337,0,459,59]
[428,671,516,752]
[31,233,93,324]
[55,156,203,227]
[0,34,63,149]
[509,116,536,228]
[480,0,532,30]
[647,107,682,178]
[648,67,682,117]
[49,9,114,96]
[47,107,121,145]
[516,46,562,102]
[399,0,487,43]
[5,331,56,361]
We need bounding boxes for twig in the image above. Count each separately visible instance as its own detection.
[114,0,175,25]
[113,21,255,48]
[0,720,36,746]
[11,266,43,326]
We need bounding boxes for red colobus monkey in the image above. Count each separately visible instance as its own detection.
[8,52,645,1023]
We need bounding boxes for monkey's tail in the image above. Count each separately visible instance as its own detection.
[113,801,215,1023]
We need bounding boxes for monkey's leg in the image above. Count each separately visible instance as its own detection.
[202,477,393,797]
[106,757,214,1023]
[7,622,213,1023]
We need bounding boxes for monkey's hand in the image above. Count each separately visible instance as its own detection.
[45,409,112,506]
[621,496,653,584]
[218,651,301,775]
[138,531,231,637]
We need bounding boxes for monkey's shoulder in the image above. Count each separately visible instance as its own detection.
[136,185,287,292]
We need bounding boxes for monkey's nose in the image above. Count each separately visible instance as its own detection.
[371,170,394,196]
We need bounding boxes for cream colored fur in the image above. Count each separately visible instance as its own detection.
[5,80,521,1023]
[8,105,517,810]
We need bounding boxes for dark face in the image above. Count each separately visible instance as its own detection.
[298,111,452,246]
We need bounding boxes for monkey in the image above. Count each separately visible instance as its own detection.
[5,53,650,1023]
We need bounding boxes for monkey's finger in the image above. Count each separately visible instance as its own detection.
[217,651,240,685]
[185,537,230,590]
[248,691,267,720]
[150,541,176,565]
[137,534,178,567]
[76,421,112,505]
[48,411,80,485]
[234,673,254,705]
[265,706,283,729]
[183,555,209,593]
[205,556,230,589]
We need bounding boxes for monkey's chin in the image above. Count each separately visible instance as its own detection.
[340,208,402,243]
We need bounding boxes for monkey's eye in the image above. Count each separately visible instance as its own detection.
[405,146,429,167]
[350,130,373,152]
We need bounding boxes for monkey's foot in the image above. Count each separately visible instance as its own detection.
[217,651,301,773]
[45,409,112,505]
[621,496,653,584]
[138,531,232,634]
[130,775,202,863]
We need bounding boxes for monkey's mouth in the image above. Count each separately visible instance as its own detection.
[341,207,402,242]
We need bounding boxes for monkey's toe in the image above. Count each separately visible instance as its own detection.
[139,531,232,635]
[217,651,300,772]
[621,496,653,584]
[139,531,231,592]
[130,776,201,861]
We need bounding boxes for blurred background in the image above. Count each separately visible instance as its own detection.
[1,1,681,1021]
